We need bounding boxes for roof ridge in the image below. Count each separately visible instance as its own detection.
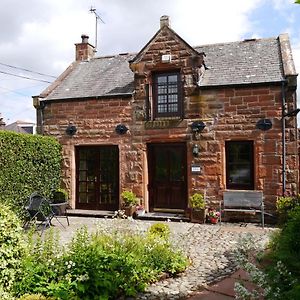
[194,36,278,49]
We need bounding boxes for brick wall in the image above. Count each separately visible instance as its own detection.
[41,97,136,208]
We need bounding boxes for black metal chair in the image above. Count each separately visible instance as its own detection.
[24,192,66,233]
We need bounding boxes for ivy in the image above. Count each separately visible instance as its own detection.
[0,131,62,216]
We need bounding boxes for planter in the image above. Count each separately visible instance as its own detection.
[209,217,219,224]
[124,205,137,217]
[190,208,206,223]
[50,202,68,216]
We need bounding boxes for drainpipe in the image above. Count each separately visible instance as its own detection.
[281,80,287,196]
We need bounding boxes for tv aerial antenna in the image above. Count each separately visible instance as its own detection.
[89,6,105,52]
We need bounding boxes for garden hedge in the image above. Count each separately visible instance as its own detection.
[0,131,62,215]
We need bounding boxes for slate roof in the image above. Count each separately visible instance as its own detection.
[43,37,286,101]
[195,37,284,87]
[43,53,135,101]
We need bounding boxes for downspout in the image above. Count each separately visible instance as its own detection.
[281,80,286,196]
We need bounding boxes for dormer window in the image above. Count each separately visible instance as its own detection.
[153,72,182,118]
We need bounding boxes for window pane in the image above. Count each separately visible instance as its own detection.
[158,95,167,103]
[158,104,168,113]
[157,76,167,83]
[226,141,254,190]
[169,94,178,103]
[158,86,167,94]
[168,75,178,82]
[168,103,178,112]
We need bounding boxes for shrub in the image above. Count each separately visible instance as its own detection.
[121,190,139,206]
[0,205,25,293]
[276,195,300,225]
[235,208,300,299]
[148,223,170,240]
[0,131,62,217]
[189,193,205,209]
[50,188,68,204]
[14,225,188,299]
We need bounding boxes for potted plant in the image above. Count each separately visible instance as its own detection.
[189,192,206,223]
[207,208,220,224]
[121,190,139,217]
[50,188,69,217]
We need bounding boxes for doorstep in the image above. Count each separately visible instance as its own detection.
[66,209,189,222]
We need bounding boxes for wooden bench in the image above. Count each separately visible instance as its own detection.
[220,190,264,227]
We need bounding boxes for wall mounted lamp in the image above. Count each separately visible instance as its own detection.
[192,144,199,157]
[191,121,206,133]
[66,124,77,136]
[256,119,272,131]
[115,124,128,135]
[283,108,300,118]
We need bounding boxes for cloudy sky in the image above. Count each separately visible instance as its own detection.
[0,0,300,124]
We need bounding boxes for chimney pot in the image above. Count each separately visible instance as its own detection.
[81,34,89,43]
[160,15,170,28]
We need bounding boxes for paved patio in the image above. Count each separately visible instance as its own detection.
[48,216,275,299]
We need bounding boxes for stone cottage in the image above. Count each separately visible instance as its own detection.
[33,16,298,216]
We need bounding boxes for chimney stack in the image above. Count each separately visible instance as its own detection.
[75,34,95,61]
[160,15,170,28]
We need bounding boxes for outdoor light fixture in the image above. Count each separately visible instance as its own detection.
[192,144,199,157]
[283,108,300,118]
[115,124,128,135]
[256,119,272,131]
[66,124,77,136]
[191,121,206,133]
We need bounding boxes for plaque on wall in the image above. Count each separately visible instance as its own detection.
[191,165,201,174]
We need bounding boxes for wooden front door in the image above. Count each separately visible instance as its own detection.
[148,143,187,211]
[76,146,119,210]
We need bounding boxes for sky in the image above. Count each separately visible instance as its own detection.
[0,0,300,124]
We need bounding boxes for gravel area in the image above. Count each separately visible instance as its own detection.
[50,217,275,300]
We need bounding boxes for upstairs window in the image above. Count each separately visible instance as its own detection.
[225,141,254,190]
[152,72,182,118]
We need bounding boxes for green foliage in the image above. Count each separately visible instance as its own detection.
[189,193,205,209]
[269,207,300,275]
[0,205,25,294]
[14,225,188,299]
[121,190,139,206]
[0,131,62,216]
[235,207,300,299]
[276,195,300,225]
[295,0,300,4]
[50,188,68,204]
[148,223,170,240]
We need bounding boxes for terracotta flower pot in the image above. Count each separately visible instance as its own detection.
[209,217,218,224]
[191,208,207,223]
[124,205,137,217]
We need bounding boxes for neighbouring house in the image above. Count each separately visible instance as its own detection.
[5,120,35,134]
[0,114,5,129]
[33,16,298,217]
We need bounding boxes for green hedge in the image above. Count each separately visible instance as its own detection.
[0,131,62,215]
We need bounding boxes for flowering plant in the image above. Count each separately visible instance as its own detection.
[208,208,220,219]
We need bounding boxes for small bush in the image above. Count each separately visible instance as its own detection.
[276,195,300,225]
[189,193,205,209]
[148,223,170,240]
[121,190,139,206]
[50,188,68,204]
[14,225,188,299]
[0,205,25,293]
